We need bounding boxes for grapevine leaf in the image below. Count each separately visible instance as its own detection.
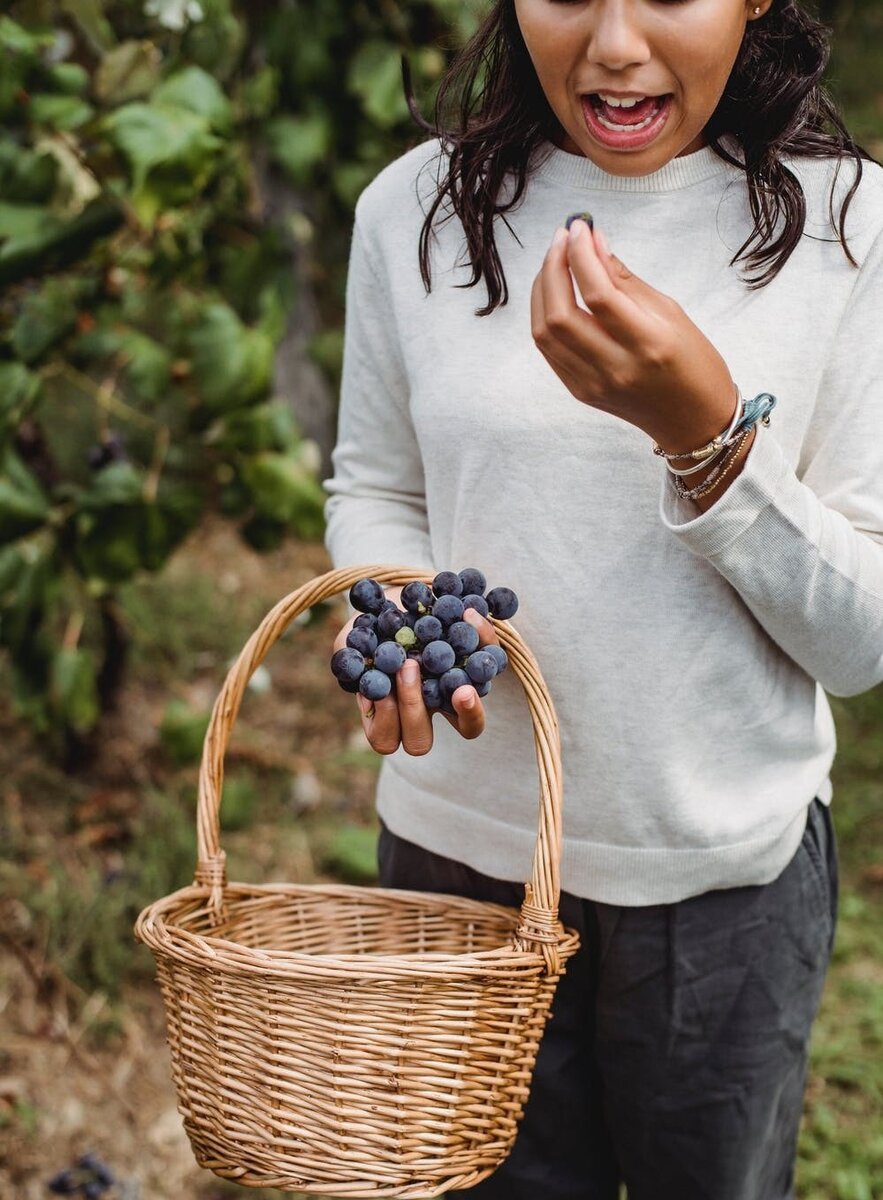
[348,41,410,129]
[265,113,332,186]
[212,402,296,454]
[0,454,49,542]
[27,94,95,131]
[0,16,53,59]
[0,362,42,432]
[0,141,58,203]
[103,101,222,193]
[188,303,273,411]
[46,63,91,96]
[153,65,232,132]
[74,505,144,584]
[10,276,81,363]
[240,449,326,534]
[116,329,172,402]
[50,646,100,735]
[94,40,163,105]
[0,199,122,287]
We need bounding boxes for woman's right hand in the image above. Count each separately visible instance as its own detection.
[332,588,499,756]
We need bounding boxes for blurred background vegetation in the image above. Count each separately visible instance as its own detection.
[0,0,880,1198]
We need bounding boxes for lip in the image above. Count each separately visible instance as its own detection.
[580,93,673,152]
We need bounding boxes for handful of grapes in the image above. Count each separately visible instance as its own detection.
[331,569,518,714]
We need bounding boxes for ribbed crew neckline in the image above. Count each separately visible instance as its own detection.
[533,138,740,192]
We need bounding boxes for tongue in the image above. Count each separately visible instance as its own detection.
[599,96,660,125]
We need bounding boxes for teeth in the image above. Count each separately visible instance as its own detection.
[598,94,645,108]
[593,101,663,133]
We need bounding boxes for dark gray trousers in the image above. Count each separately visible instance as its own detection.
[377,798,838,1200]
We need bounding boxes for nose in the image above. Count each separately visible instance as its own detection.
[585,0,651,72]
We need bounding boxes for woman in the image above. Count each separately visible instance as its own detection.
[324,1,882,1195]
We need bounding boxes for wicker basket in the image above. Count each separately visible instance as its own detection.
[135,565,580,1198]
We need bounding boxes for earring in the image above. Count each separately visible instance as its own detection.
[753,4,761,10]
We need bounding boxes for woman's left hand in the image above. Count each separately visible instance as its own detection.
[530,219,735,452]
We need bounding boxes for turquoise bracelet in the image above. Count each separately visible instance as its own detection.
[654,390,778,474]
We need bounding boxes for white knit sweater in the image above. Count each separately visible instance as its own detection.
[324,137,883,904]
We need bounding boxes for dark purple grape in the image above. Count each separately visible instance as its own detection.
[458,567,486,596]
[464,650,498,684]
[432,570,463,597]
[380,598,398,612]
[432,594,464,627]
[331,647,366,682]
[447,620,480,658]
[47,1170,78,1195]
[486,587,519,619]
[474,679,493,698]
[359,669,392,701]
[401,581,434,614]
[83,1183,105,1199]
[346,627,378,658]
[376,607,405,639]
[87,432,128,472]
[421,678,442,709]
[414,614,443,645]
[421,640,456,676]
[461,593,489,618]
[349,578,386,615]
[338,677,361,693]
[439,667,471,699]
[484,644,508,675]
[401,611,417,628]
[395,625,418,650]
[353,613,378,631]
[374,641,407,675]
[78,1155,114,1186]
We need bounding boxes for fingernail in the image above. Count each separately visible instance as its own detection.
[568,220,584,243]
[402,660,418,682]
[463,692,476,710]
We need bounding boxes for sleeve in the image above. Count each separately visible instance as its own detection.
[323,215,434,572]
[658,232,883,698]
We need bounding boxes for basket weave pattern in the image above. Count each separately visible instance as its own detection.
[135,566,580,1197]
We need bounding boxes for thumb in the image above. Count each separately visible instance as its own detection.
[594,228,655,299]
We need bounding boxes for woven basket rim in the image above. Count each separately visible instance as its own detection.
[136,882,581,979]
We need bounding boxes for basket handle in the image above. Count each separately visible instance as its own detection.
[195,565,566,973]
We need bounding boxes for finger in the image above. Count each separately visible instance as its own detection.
[565,220,649,349]
[445,685,485,740]
[536,228,618,360]
[530,279,625,410]
[462,607,499,647]
[396,658,434,756]
[591,224,668,311]
[357,692,401,754]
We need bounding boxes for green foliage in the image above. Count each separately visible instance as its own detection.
[5,0,490,743]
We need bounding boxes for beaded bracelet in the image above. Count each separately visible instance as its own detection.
[672,427,753,502]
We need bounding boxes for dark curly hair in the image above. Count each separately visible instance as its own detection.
[405,0,875,316]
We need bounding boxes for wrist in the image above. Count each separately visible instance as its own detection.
[644,381,739,457]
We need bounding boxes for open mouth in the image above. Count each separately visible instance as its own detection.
[585,93,670,132]
[580,93,674,149]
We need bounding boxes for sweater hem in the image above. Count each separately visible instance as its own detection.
[376,772,824,907]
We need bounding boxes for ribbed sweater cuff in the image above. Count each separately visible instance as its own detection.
[657,426,791,558]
